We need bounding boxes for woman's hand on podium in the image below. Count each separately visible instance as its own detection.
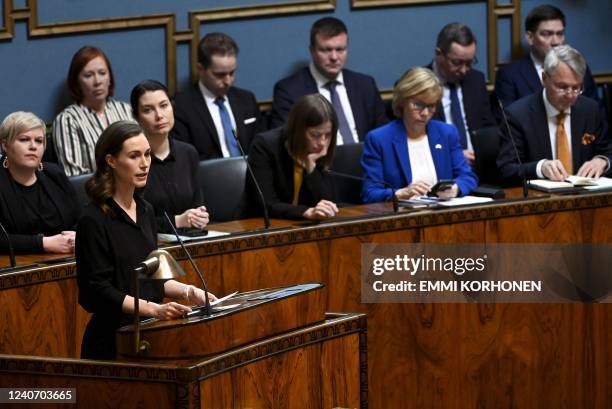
[153,301,192,320]
[185,284,218,305]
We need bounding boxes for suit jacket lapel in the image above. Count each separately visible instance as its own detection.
[570,99,586,169]
[531,94,553,159]
[390,121,412,184]
[520,58,542,94]
[343,71,365,138]
[37,172,70,227]
[303,68,319,94]
[192,86,222,153]
[425,123,445,178]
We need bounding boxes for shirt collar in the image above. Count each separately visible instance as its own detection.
[309,63,345,88]
[542,89,571,119]
[151,138,176,164]
[530,52,543,72]
[198,80,227,104]
[107,195,147,226]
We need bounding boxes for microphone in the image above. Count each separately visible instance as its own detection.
[0,221,16,269]
[163,212,212,316]
[497,99,528,198]
[325,169,398,213]
[232,129,271,229]
[134,256,160,276]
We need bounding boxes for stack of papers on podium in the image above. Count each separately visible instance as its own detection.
[157,230,230,242]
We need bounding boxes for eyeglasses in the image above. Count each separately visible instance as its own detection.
[549,80,583,96]
[443,52,478,68]
[409,101,437,113]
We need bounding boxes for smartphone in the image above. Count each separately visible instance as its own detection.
[428,179,454,196]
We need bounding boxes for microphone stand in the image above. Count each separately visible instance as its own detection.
[326,169,399,213]
[164,212,212,316]
[498,99,528,198]
[232,129,271,229]
[132,256,160,354]
[0,221,16,269]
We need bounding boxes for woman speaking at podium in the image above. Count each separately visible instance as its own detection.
[361,67,477,203]
[76,120,215,360]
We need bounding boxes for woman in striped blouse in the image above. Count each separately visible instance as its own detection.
[52,46,133,176]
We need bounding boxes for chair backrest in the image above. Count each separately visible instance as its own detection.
[199,157,247,222]
[69,173,92,208]
[603,83,612,129]
[42,126,59,165]
[470,126,501,185]
[330,142,364,205]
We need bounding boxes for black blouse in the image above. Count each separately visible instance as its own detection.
[0,163,80,253]
[247,127,336,219]
[76,196,165,359]
[143,139,204,232]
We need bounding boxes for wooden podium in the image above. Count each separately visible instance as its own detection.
[0,283,367,408]
[117,283,327,360]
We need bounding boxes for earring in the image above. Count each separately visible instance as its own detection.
[38,162,44,171]
[2,157,8,169]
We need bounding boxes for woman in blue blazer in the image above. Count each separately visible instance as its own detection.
[361,67,478,203]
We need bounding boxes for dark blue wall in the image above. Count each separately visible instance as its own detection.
[0,0,610,122]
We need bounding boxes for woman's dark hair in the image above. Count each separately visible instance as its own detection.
[285,94,338,169]
[85,120,143,213]
[67,46,115,103]
[130,80,170,118]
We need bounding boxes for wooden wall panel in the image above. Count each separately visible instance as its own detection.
[199,333,361,408]
[0,279,89,358]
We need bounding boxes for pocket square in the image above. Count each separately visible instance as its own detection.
[581,133,595,145]
[244,117,256,125]
[435,144,442,149]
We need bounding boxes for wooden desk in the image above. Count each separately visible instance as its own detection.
[1,190,611,408]
[0,313,366,409]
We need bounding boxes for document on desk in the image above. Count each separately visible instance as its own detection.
[583,177,612,190]
[436,195,494,207]
[400,195,493,208]
[528,176,612,192]
[157,230,230,242]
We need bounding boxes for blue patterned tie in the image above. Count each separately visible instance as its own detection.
[448,83,468,149]
[325,81,355,144]
[214,97,241,157]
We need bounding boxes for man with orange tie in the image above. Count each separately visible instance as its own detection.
[497,45,611,185]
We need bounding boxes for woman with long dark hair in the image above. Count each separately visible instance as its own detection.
[130,80,208,232]
[76,120,215,360]
[247,94,339,220]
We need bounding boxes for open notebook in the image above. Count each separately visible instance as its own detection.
[528,176,612,192]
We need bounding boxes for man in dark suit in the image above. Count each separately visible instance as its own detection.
[172,32,263,159]
[497,45,611,185]
[270,17,388,144]
[494,5,599,110]
[428,23,496,165]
